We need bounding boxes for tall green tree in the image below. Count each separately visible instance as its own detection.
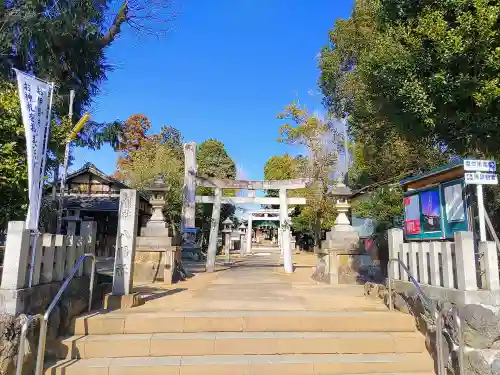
[320,0,500,158]
[319,0,452,252]
[0,0,175,119]
[371,0,500,157]
[275,102,340,247]
[0,1,175,229]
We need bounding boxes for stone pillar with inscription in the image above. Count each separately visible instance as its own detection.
[104,189,143,309]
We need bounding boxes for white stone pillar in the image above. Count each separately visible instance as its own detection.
[387,228,403,280]
[479,241,500,291]
[409,242,418,281]
[239,232,245,257]
[280,189,293,273]
[1,221,30,289]
[418,242,429,285]
[81,221,97,276]
[429,242,441,286]
[53,235,66,281]
[112,189,139,295]
[206,187,222,272]
[182,142,197,232]
[454,231,477,291]
[40,234,55,284]
[441,242,454,288]
[278,227,283,255]
[400,243,410,281]
[246,215,253,254]
[224,231,231,264]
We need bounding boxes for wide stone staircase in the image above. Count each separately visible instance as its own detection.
[46,309,435,375]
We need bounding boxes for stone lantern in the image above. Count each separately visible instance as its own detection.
[222,218,233,264]
[312,181,362,285]
[134,175,183,286]
[238,223,247,256]
[143,175,169,231]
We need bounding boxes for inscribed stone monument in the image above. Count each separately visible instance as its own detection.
[112,189,139,295]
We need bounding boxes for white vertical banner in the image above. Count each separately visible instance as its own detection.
[15,69,55,231]
[15,69,54,287]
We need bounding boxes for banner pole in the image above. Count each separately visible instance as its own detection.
[56,89,74,234]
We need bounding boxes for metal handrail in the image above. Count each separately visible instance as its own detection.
[15,254,96,375]
[387,258,464,375]
[436,306,464,375]
[15,314,43,375]
[387,258,432,311]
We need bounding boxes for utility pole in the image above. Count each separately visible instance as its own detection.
[56,90,75,233]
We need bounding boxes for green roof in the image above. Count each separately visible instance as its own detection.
[253,220,279,229]
[399,160,463,186]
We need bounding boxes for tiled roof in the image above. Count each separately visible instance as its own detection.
[65,196,120,212]
[67,162,128,189]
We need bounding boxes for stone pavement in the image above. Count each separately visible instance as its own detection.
[46,250,435,375]
[126,250,386,313]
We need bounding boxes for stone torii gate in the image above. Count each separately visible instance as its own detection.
[182,142,308,274]
[246,209,292,255]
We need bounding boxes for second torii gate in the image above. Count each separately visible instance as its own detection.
[246,209,292,255]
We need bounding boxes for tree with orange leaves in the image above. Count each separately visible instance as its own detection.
[112,114,152,181]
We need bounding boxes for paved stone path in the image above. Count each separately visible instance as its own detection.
[125,250,385,314]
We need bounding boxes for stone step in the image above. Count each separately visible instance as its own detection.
[45,353,434,375]
[55,331,426,359]
[69,311,417,335]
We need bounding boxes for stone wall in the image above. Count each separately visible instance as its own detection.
[365,282,500,375]
[0,275,111,375]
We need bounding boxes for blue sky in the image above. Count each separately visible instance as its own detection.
[72,0,354,180]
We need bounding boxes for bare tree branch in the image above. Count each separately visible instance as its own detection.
[99,0,129,48]
[100,0,176,47]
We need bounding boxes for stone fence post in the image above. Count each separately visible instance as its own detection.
[1,220,98,315]
[479,241,500,291]
[454,231,477,291]
[1,221,30,290]
[387,228,403,281]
